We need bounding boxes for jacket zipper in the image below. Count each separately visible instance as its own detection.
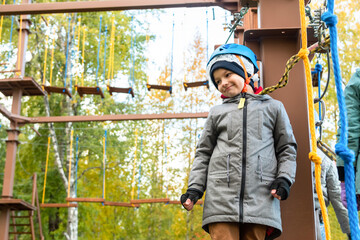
[259,155,263,182]
[227,154,230,187]
[239,95,247,222]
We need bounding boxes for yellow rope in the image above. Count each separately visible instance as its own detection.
[74,17,81,90]
[298,1,331,239]
[49,26,56,86]
[81,26,86,87]
[107,16,115,87]
[0,0,6,43]
[103,134,106,200]
[42,137,51,204]
[259,37,330,95]
[16,15,23,75]
[67,130,74,200]
[42,20,49,88]
[130,129,139,201]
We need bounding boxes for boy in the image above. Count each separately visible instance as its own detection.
[181,43,297,240]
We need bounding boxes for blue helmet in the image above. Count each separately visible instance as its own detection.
[207,43,259,72]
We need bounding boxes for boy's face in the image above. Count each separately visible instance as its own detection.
[213,68,245,97]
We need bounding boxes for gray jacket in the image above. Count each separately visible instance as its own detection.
[313,152,350,234]
[188,93,297,239]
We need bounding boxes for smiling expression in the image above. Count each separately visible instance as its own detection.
[213,68,245,97]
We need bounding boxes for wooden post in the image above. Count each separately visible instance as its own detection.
[0,0,31,238]
[243,0,316,239]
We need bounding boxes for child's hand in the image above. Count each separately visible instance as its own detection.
[180,188,203,211]
[270,177,291,200]
[182,199,195,211]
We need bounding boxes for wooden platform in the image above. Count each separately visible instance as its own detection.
[66,197,105,203]
[130,198,170,204]
[183,80,209,91]
[43,85,72,98]
[146,84,172,94]
[0,198,36,211]
[76,85,104,98]
[0,77,45,96]
[40,203,78,208]
[103,201,140,208]
[107,85,134,97]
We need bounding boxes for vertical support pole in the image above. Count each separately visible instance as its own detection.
[0,0,31,239]
[255,0,316,239]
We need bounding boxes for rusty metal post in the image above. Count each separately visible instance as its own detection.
[0,0,31,238]
[252,0,315,239]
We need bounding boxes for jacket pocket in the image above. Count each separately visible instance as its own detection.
[255,155,276,183]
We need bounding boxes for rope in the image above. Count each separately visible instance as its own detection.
[259,37,330,95]
[41,137,51,204]
[102,130,107,202]
[69,21,76,93]
[169,13,175,93]
[49,26,56,86]
[298,1,331,239]
[95,16,102,87]
[130,16,135,87]
[323,0,360,237]
[312,63,323,138]
[7,0,15,65]
[64,16,71,88]
[0,0,6,44]
[130,129,138,202]
[16,15,23,75]
[102,25,108,86]
[74,136,79,197]
[67,129,74,200]
[81,26,86,87]
[107,16,115,87]
[137,135,143,199]
[42,19,50,87]
[74,17,81,90]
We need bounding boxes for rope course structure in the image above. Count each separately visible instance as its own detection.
[130,128,170,205]
[0,1,20,76]
[40,137,78,208]
[182,9,209,91]
[66,129,105,204]
[106,15,135,98]
[146,13,174,94]
[42,17,72,98]
[75,15,105,99]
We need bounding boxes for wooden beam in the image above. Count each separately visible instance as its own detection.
[29,112,208,124]
[0,0,238,16]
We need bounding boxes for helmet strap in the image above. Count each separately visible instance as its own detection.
[235,55,254,93]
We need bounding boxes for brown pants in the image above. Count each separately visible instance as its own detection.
[209,222,267,240]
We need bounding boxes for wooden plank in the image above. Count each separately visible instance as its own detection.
[183,80,209,91]
[66,198,105,203]
[130,198,170,204]
[103,201,140,208]
[40,203,78,208]
[107,85,134,98]
[146,84,172,94]
[0,0,238,16]
[43,85,72,98]
[29,112,208,123]
[76,86,104,98]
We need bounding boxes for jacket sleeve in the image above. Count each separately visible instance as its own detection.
[327,161,351,234]
[188,109,218,193]
[336,74,360,167]
[273,102,297,185]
